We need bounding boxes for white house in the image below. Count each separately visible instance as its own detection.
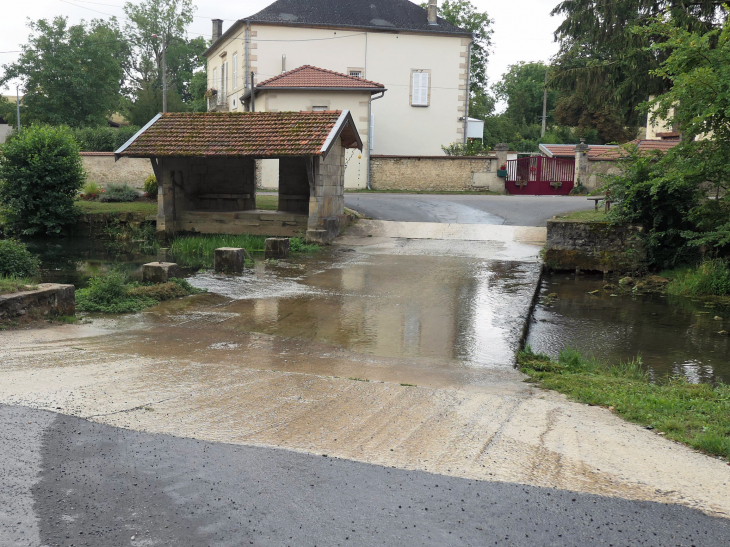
[203,0,473,189]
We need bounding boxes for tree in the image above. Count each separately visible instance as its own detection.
[550,1,726,127]
[493,62,557,126]
[607,14,730,266]
[0,125,85,235]
[422,1,493,93]
[122,0,204,120]
[0,17,127,127]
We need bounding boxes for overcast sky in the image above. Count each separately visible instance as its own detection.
[0,0,563,103]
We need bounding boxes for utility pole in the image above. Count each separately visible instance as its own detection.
[541,68,548,138]
[152,34,167,113]
[16,85,20,133]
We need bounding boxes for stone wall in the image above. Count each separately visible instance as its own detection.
[369,155,505,193]
[81,153,154,189]
[307,145,347,243]
[0,284,75,321]
[545,219,646,272]
[582,160,621,192]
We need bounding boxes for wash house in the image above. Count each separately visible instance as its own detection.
[114,111,362,243]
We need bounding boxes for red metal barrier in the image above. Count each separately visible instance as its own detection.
[505,156,575,195]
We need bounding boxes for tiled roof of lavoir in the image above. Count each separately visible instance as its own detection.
[257,65,384,90]
[246,0,471,35]
[115,111,361,158]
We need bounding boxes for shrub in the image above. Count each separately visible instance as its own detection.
[81,180,103,200]
[73,125,141,152]
[143,175,158,198]
[0,239,40,277]
[0,125,85,235]
[75,271,203,313]
[98,183,138,203]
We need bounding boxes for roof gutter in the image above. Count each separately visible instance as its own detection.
[114,113,162,161]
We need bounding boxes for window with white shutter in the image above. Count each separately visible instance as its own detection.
[220,62,227,104]
[232,54,238,90]
[411,70,430,107]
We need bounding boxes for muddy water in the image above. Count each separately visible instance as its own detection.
[526,272,730,384]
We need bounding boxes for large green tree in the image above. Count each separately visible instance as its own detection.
[551,0,726,127]
[122,0,206,124]
[492,62,556,126]
[0,17,127,127]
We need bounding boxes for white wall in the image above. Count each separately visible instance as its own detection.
[255,90,370,189]
[0,124,12,144]
[207,24,468,157]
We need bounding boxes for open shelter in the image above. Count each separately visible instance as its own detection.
[115,111,362,243]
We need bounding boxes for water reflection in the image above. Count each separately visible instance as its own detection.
[526,272,730,384]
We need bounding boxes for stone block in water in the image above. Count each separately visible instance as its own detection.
[142,262,181,283]
[214,248,245,274]
[265,238,290,259]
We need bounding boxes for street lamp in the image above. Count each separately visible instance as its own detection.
[151,34,167,113]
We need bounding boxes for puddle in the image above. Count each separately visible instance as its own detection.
[526,272,730,384]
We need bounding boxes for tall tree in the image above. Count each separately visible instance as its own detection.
[493,62,557,126]
[0,17,127,127]
[422,1,493,93]
[122,0,204,122]
[551,0,726,126]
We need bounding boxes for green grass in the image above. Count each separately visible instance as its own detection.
[554,209,608,222]
[169,234,319,269]
[75,200,157,215]
[518,347,730,461]
[255,195,279,211]
[0,276,38,295]
[662,259,730,298]
[76,271,204,313]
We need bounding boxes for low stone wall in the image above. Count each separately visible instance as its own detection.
[81,153,154,189]
[545,219,646,272]
[369,155,505,193]
[582,160,621,192]
[0,284,75,321]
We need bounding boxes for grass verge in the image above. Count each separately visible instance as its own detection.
[76,271,204,313]
[75,200,158,215]
[518,347,730,460]
[0,276,38,295]
[169,234,319,269]
[553,209,608,222]
[255,195,278,211]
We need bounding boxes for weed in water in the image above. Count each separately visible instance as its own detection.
[665,259,730,297]
[518,346,730,461]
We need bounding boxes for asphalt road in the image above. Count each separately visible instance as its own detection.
[4,404,728,547]
[344,193,595,226]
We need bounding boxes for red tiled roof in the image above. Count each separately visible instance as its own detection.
[257,65,384,90]
[80,152,115,156]
[116,111,361,158]
[541,140,680,161]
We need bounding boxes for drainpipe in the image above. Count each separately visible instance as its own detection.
[463,34,473,145]
[244,21,250,92]
[366,91,385,190]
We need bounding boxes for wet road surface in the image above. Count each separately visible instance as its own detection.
[4,404,729,547]
[2,221,730,544]
[344,193,594,226]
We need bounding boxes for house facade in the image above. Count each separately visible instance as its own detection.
[203,0,473,189]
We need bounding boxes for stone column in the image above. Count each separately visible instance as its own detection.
[157,158,175,237]
[494,143,509,168]
[574,138,590,187]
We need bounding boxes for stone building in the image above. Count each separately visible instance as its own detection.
[115,111,362,243]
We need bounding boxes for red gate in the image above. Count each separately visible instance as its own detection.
[505,156,575,195]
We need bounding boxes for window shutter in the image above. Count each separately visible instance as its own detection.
[233,54,238,90]
[412,72,429,106]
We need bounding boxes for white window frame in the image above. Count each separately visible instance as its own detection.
[219,61,227,105]
[410,69,431,107]
[312,106,328,112]
[232,53,238,91]
[348,67,364,79]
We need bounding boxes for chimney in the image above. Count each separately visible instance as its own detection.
[428,0,438,25]
[212,19,223,43]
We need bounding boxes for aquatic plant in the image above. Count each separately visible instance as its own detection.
[75,271,203,313]
[665,259,730,297]
[518,347,730,460]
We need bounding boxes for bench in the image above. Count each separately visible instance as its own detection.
[587,195,613,212]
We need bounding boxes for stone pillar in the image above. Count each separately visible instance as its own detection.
[574,139,590,187]
[214,247,245,274]
[143,262,181,283]
[157,158,175,237]
[265,238,290,259]
[494,143,509,168]
[307,147,346,244]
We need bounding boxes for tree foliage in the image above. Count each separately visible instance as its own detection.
[0,125,85,235]
[550,0,726,126]
[607,14,730,266]
[0,17,128,127]
[493,62,556,126]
